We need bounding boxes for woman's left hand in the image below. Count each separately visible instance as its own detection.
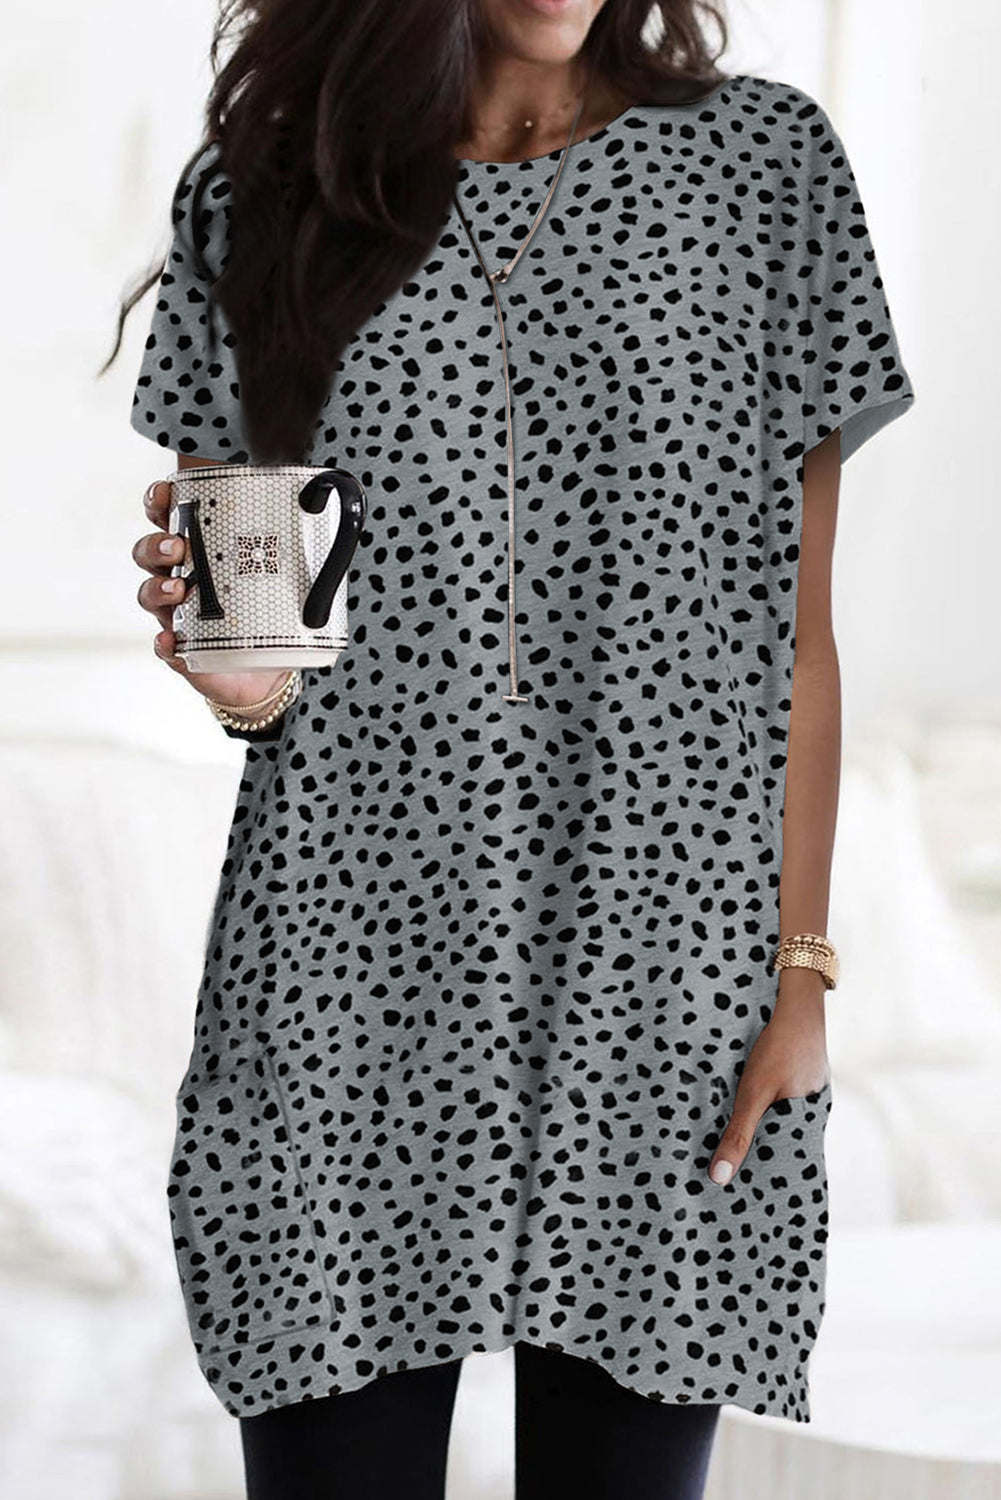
[707,969,831,1186]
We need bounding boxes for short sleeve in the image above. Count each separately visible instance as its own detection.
[129,140,251,462]
[797,104,916,463]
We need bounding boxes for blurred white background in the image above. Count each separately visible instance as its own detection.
[1,1,999,1498]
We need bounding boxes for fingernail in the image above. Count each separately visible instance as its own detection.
[710,1160,733,1185]
[165,578,181,594]
[159,538,176,555]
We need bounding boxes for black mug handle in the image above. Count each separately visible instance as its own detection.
[299,469,368,630]
[174,499,225,620]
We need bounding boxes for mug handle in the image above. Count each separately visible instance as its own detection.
[299,469,368,630]
[174,498,226,621]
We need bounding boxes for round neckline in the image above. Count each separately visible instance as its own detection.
[455,73,739,168]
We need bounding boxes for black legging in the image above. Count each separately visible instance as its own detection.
[239,1340,721,1500]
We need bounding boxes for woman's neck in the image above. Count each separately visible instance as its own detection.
[456,56,631,163]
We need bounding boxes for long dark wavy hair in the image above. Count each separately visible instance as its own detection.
[102,0,728,463]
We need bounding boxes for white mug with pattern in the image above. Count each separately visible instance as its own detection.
[165,463,367,672]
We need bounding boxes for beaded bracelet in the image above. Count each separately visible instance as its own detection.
[205,669,303,733]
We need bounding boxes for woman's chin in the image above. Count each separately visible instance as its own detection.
[490,0,595,58]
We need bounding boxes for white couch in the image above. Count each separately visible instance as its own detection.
[1,701,999,1500]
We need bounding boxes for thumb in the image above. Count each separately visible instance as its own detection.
[708,1088,767,1186]
[153,631,193,678]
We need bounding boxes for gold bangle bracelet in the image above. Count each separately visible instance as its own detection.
[772,932,839,990]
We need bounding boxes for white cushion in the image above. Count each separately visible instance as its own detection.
[0,739,239,1106]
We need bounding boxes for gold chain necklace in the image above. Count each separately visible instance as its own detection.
[452,89,588,704]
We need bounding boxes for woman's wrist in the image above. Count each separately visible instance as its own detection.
[773,964,827,1020]
[208,670,292,718]
[204,669,302,732]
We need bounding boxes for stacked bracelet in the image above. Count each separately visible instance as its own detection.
[771,932,839,990]
[204,669,303,732]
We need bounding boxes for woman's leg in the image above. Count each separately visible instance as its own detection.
[239,1357,465,1500]
[513,1342,720,1500]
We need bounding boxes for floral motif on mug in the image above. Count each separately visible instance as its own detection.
[236,533,281,576]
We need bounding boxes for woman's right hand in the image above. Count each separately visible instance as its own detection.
[134,478,291,713]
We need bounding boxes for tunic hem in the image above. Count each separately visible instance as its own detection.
[201,1320,816,1426]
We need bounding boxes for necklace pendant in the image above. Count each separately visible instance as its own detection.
[454,85,587,718]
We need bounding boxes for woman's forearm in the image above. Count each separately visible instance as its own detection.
[773,427,843,1021]
[774,639,842,1016]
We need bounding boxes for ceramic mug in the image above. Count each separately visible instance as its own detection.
[165,463,367,673]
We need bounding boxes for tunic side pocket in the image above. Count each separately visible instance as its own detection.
[167,1049,333,1355]
[751,1079,832,1164]
[756,1079,833,1132]
[745,1080,832,1232]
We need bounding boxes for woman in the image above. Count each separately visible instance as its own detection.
[116,0,915,1495]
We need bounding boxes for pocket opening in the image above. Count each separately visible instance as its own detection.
[168,1048,334,1355]
[765,1078,833,1109]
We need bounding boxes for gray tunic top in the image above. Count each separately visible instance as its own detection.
[130,72,915,1423]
